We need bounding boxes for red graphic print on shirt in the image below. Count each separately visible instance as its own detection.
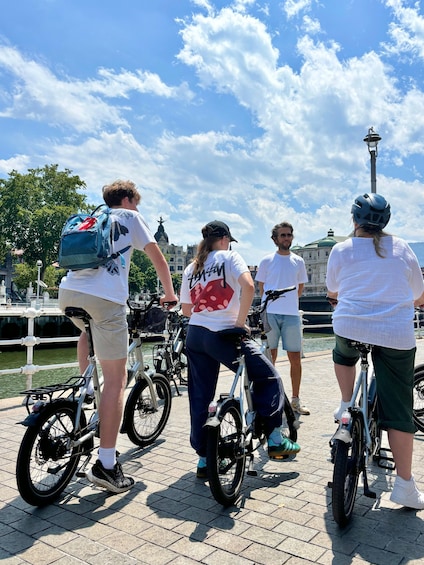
[190,279,234,312]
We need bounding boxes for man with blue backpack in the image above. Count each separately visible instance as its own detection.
[59,180,178,493]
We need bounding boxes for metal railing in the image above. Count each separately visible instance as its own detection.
[0,306,421,391]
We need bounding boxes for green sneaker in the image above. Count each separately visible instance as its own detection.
[268,437,301,460]
[196,456,207,479]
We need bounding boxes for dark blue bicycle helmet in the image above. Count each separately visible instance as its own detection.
[351,193,391,230]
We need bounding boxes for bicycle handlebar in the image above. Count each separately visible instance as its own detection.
[127,294,177,313]
[260,285,296,311]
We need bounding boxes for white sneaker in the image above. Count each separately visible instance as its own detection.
[390,475,424,509]
[334,400,350,422]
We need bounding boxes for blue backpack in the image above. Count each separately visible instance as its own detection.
[58,205,130,271]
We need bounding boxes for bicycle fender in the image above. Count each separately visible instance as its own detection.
[19,412,42,427]
[333,427,352,444]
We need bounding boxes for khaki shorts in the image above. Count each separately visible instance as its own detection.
[58,289,128,360]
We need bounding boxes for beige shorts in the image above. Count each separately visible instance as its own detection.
[58,289,128,360]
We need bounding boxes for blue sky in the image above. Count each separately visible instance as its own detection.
[1,0,424,264]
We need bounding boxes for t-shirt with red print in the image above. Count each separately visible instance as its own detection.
[180,249,249,332]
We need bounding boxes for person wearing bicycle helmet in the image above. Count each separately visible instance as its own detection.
[180,220,300,478]
[326,193,424,509]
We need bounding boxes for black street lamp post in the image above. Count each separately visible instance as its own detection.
[363,127,381,194]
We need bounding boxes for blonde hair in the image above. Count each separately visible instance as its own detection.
[356,225,388,258]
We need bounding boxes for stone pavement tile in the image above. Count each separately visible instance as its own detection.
[129,541,180,565]
[167,536,216,562]
[240,541,292,564]
[352,543,403,565]
[203,547,255,565]
[0,530,34,555]
[137,524,183,547]
[273,520,318,543]
[277,536,327,562]
[238,523,287,547]
[317,549,370,565]
[17,541,65,565]
[203,529,253,554]
[0,555,26,565]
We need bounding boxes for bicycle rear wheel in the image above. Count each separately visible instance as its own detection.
[331,414,363,527]
[206,399,246,507]
[16,399,86,506]
[283,393,298,442]
[413,364,424,433]
[125,374,172,446]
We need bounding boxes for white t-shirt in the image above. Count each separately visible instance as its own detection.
[326,236,424,349]
[59,208,155,305]
[180,250,249,332]
[255,252,308,315]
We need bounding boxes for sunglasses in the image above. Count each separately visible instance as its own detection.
[278,233,293,238]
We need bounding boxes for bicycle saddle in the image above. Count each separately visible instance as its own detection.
[64,306,91,320]
[218,327,249,342]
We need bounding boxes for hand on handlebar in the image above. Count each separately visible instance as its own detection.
[160,294,179,310]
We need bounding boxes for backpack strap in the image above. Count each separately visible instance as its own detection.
[110,245,131,268]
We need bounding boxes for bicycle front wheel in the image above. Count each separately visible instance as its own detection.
[206,400,246,507]
[413,364,424,433]
[331,414,363,527]
[16,400,86,507]
[125,374,172,446]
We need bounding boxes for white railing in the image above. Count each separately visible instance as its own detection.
[0,306,421,391]
[0,305,79,390]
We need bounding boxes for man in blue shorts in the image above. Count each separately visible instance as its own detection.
[256,222,309,415]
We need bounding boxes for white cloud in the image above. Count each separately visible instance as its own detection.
[283,0,313,19]
[0,45,194,134]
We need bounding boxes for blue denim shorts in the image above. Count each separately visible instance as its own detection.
[266,313,302,352]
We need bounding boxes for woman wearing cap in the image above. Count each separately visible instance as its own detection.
[180,220,300,478]
[326,193,424,509]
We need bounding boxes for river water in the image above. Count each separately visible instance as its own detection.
[0,333,335,400]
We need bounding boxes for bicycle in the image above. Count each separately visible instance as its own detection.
[152,308,189,396]
[329,340,394,527]
[204,286,299,507]
[15,294,173,507]
[412,363,424,433]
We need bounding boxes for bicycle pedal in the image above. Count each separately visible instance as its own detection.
[247,470,258,476]
[364,489,377,499]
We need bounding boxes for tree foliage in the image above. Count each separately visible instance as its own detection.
[0,165,87,274]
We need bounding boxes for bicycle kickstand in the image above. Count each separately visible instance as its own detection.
[246,453,257,476]
[76,453,93,478]
[362,467,376,499]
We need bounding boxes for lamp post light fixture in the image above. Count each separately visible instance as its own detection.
[363,126,381,194]
[36,260,43,308]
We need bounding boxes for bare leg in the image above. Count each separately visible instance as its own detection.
[334,363,356,402]
[270,348,277,365]
[98,358,127,449]
[388,429,413,480]
[77,332,89,374]
[287,351,302,398]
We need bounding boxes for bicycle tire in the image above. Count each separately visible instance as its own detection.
[206,399,246,507]
[413,364,424,433]
[16,399,86,507]
[283,393,298,442]
[331,414,363,527]
[125,373,172,446]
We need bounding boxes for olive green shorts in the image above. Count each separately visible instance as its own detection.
[59,288,128,360]
[333,335,416,434]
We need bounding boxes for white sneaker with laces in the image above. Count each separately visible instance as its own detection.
[390,475,424,510]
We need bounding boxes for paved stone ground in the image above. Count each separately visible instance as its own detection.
[2,341,424,565]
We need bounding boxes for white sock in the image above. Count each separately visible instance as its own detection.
[98,448,116,470]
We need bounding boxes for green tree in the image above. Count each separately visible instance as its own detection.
[0,164,87,274]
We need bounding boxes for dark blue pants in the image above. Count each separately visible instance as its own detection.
[186,324,285,457]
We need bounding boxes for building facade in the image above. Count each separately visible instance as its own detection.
[292,229,347,296]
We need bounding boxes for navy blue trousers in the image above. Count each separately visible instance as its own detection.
[186,324,285,457]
